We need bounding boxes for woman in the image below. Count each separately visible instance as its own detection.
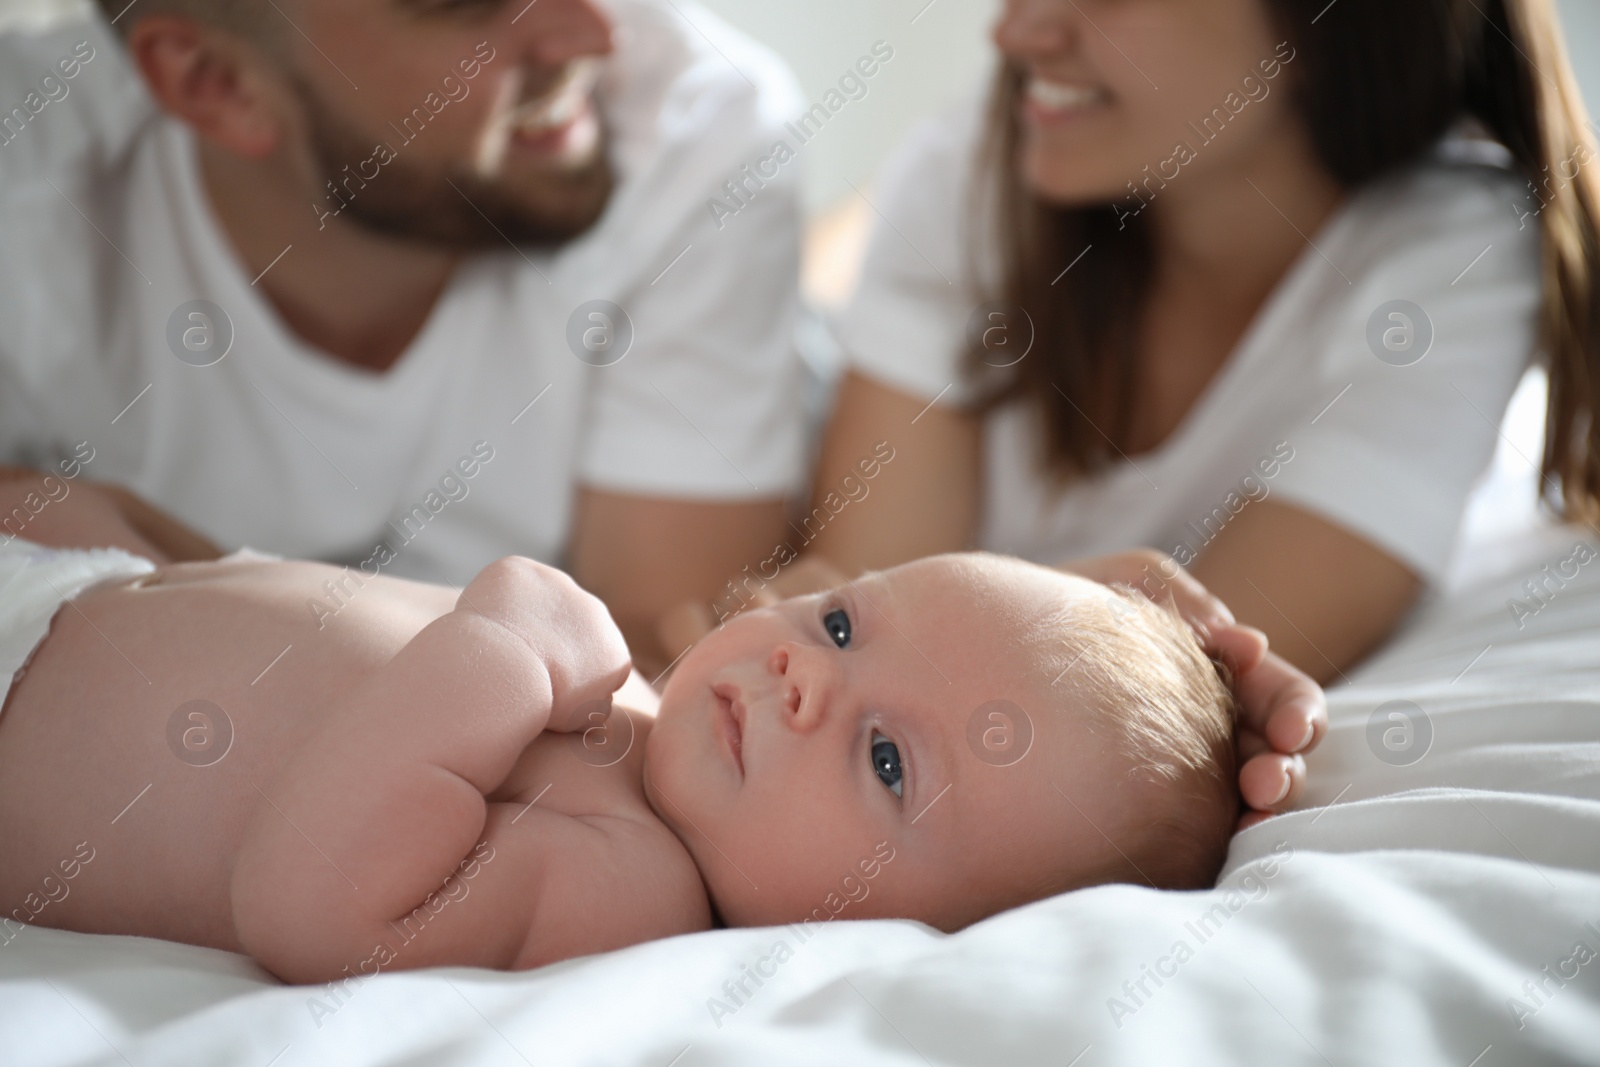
[813,0,1600,682]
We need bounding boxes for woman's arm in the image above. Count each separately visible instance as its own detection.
[1188,498,1422,685]
[802,371,982,574]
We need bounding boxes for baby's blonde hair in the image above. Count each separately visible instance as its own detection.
[1027,577,1239,895]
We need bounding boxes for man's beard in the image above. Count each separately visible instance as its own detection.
[295,74,615,249]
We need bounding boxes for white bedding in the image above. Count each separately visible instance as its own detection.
[1,521,1596,1066]
[4,373,1600,1065]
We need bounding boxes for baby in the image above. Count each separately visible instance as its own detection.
[0,478,1236,984]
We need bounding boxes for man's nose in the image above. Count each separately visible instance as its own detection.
[507,0,615,68]
[767,644,837,734]
[992,0,1075,60]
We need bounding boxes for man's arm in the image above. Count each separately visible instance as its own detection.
[568,487,789,677]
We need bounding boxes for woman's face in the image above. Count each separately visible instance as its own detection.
[993,0,1302,206]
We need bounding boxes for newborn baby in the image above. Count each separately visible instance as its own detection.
[0,488,1235,984]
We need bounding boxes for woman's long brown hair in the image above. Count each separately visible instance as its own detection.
[972,0,1600,523]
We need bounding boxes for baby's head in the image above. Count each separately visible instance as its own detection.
[642,552,1238,931]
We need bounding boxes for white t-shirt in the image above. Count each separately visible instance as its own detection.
[836,105,1541,583]
[0,2,807,585]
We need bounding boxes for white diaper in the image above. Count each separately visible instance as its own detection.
[0,538,156,711]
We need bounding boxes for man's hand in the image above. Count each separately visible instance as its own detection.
[1056,549,1327,828]
[0,466,223,563]
[93,482,224,562]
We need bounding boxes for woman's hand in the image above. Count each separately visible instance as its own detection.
[1057,549,1327,829]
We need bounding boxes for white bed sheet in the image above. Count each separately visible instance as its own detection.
[3,527,1598,1066]
[4,373,1600,1065]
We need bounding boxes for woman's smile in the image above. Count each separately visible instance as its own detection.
[1024,76,1111,124]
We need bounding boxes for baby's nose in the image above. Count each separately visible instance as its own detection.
[767,647,801,712]
[768,644,824,730]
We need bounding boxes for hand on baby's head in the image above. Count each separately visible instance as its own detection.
[641,553,1237,933]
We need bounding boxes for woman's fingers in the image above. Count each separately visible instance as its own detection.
[1205,623,1267,675]
[1060,549,1238,635]
[1058,550,1327,763]
[1236,728,1271,763]
[1237,751,1305,813]
[1231,647,1326,756]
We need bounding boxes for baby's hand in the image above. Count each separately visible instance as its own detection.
[457,557,632,733]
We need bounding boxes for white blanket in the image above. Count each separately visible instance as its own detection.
[3,521,1598,1066]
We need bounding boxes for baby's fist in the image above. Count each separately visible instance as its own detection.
[457,557,632,733]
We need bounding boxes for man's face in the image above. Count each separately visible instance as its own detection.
[276,0,616,246]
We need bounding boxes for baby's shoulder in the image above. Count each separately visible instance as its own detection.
[514,806,711,967]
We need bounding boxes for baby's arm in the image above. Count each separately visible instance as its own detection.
[230,557,632,982]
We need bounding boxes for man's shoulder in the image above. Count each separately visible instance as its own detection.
[0,13,150,186]
[548,1,804,288]
[600,0,802,183]
[609,0,802,122]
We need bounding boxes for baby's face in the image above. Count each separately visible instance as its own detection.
[643,555,1135,930]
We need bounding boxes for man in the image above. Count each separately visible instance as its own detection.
[0,0,806,670]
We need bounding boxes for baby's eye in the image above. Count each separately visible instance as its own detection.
[823,607,852,649]
[870,731,903,798]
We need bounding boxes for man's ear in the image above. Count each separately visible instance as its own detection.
[125,15,286,159]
